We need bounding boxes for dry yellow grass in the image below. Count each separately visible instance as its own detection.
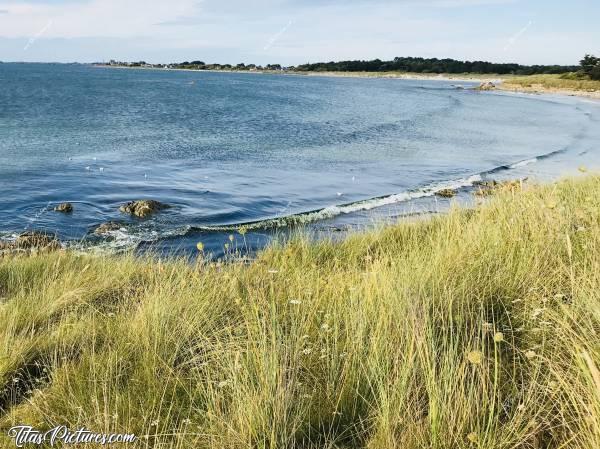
[0,176,599,448]
[502,74,600,93]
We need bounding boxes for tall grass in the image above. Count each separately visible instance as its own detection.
[0,176,599,448]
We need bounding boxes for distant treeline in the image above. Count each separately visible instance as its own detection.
[103,55,600,78]
[294,57,578,75]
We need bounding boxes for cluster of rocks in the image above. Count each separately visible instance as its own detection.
[0,231,61,253]
[118,200,169,218]
[434,178,527,199]
[54,202,73,213]
[93,221,125,235]
[93,200,169,235]
[1,200,171,255]
[474,178,526,196]
[51,200,169,219]
[435,188,458,198]
[476,81,496,91]
[51,199,169,232]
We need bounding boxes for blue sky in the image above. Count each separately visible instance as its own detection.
[0,0,598,65]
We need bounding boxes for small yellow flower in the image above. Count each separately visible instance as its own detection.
[196,242,204,251]
[238,226,248,236]
[467,432,478,443]
[229,234,234,242]
[467,351,483,365]
[525,350,537,359]
[494,332,504,343]
[224,243,229,250]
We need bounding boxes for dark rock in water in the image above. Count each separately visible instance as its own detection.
[54,202,74,213]
[436,188,457,198]
[473,178,527,196]
[119,200,169,218]
[15,231,60,250]
[473,180,499,188]
[94,222,125,235]
[476,81,496,91]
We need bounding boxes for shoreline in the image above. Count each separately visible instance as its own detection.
[497,82,600,100]
[93,64,600,99]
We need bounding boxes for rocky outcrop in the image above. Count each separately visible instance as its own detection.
[473,180,499,188]
[1,231,61,254]
[474,179,527,196]
[94,222,125,235]
[477,82,496,91]
[15,231,60,250]
[436,189,457,198]
[119,200,169,218]
[54,203,74,213]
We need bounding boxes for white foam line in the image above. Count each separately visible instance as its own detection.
[510,158,538,168]
[313,174,483,219]
[201,174,484,231]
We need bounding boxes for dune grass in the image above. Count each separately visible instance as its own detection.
[502,74,600,92]
[0,176,599,448]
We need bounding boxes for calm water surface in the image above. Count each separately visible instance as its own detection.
[1,63,598,256]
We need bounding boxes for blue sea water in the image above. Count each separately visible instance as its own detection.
[1,63,599,257]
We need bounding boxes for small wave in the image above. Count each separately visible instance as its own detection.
[186,146,568,234]
[190,174,482,233]
[510,158,538,168]
[485,148,567,175]
[48,148,570,249]
[66,224,192,254]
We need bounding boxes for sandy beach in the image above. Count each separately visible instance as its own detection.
[94,64,600,99]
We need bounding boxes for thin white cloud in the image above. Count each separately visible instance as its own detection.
[0,0,200,38]
[0,0,593,65]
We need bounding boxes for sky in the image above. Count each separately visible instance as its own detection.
[0,0,598,65]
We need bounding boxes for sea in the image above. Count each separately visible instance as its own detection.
[1,63,598,258]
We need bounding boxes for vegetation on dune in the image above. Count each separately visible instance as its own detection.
[580,54,600,81]
[293,57,577,75]
[475,54,600,93]
[503,74,600,92]
[1,176,599,448]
